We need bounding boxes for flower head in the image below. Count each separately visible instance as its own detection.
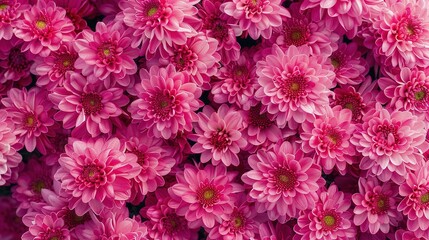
[22,213,70,240]
[0,109,21,186]
[0,0,29,40]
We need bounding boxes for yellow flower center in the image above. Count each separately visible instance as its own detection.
[147,6,158,17]
[415,90,426,100]
[103,48,111,56]
[291,31,302,41]
[421,193,429,204]
[203,189,215,200]
[36,20,47,30]
[323,215,336,226]
[0,4,8,10]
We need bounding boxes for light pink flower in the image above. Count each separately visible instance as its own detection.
[128,65,202,139]
[220,0,290,39]
[0,109,22,186]
[211,51,258,110]
[54,137,141,215]
[352,177,402,234]
[1,87,55,153]
[168,164,243,228]
[0,37,34,84]
[398,160,429,239]
[301,106,356,175]
[255,44,334,128]
[74,21,139,88]
[294,184,356,240]
[14,0,75,57]
[242,141,324,223]
[22,212,70,240]
[372,0,429,68]
[49,73,129,137]
[119,0,199,59]
[0,0,29,40]
[351,103,429,184]
[190,104,247,167]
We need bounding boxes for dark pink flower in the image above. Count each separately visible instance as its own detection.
[54,0,96,32]
[0,37,34,85]
[22,212,70,240]
[0,196,27,239]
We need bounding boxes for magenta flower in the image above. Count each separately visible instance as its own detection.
[372,0,429,68]
[128,65,202,139]
[242,141,324,222]
[74,21,139,88]
[398,160,429,239]
[54,137,141,215]
[0,0,29,40]
[0,110,22,186]
[13,0,75,57]
[54,0,96,32]
[0,196,27,239]
[168,164,243,228]
[22,212,70,240]
[220,0,290,39]
[352,177,402,234]
[1,87,55,153]
[119,0,199,59]
[351,103,429,184]
[294,184,356,240]
[190,104,247,167]
[0,37,34,85]
[49,73,129,137]
[301,106,356,175]
[255,45,334,128]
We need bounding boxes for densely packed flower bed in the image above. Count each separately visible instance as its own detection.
[1,0,429,239]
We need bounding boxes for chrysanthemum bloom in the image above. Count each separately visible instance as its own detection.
[372,0,429,68]
[301,106,356,175]
[159,33,221,89]
[128,65,202,139]
[327,42,367,86]
[378,67,429,121]
[143,192,199,239]
[119,0,199,59]
[294,184,356,240]
[116,124,176,204]
[258,221,296,240]
[0,37,34,84]
[13,0,75,57]
[208,195,259,240]
[0,0,29,40]
[98,210,148,240]
[22,212,70,240]
[168,164,243,228]
[54,0,96,32]
[398,160,429,239]
[49,73,129,137]
[242,141,324,222]
[74,21,139,88]
[275,3,339,58]
[197,0,240,64]
[0,110,22,186]
[0,196,27,239]
[395,229,422,240]
[220,0,290,40]
[1,87,55,153]
[255,44,334,128]
[54,137,141,215]
[31,42,78,90]
[211,51,258,110]
[351,103,429,184]
[190,104,247,167]
[352,177,402,234]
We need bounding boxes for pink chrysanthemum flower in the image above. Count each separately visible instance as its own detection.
[301,106,356,175]
[54,137,140,215]
[327,42,368,86]
[352,177,402,234]
[255,44,334,128]
[275,3,339,58]
[242,141,324,223]
[54,0,96,32]
[378,67,429,121]
[294,184,356,240]
[1,87,55,153]
[31,42,78,90]
[49,73,129,137]
[99,210,148,240]
[13,0,75,57]
[197,0,240,64]
[190,104,247,167]
[159,33,220,89]
[128,65,202,139]
[168,164,243,228]
[0,37,34,85]
[395,229,422,240]
[0,109,22,186]
[74,21,139,88]
[398,160,429,239]
[116,124,176,204]
[22,212,70,240]
[211,51,258,110]
[0,0,29,40]
[220,0,290,39]
[351,103,429,184]
[372,0,429,68]
[119,0,199,59]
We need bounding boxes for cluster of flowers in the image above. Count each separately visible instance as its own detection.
[2,0,429,239]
